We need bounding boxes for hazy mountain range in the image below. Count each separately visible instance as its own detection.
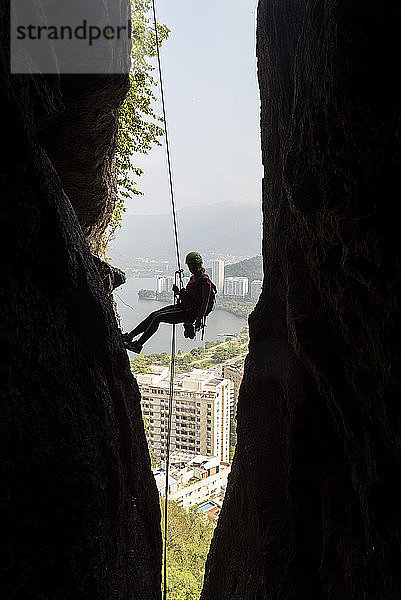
[109,202,262,262]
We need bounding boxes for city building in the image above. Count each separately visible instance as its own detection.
[157,276,174,294]
[250,279,262,299]
[212,259,225,294]
[153,454,231,512]
[223,276,249,297]
[157,275,189,294]
[222,364,244,419]
[197,501,220,521]
[137,367,232,463]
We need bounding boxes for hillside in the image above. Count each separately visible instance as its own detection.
[224,255,263,282]
[109,202,262,262]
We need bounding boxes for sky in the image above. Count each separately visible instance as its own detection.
[126,0,262,216]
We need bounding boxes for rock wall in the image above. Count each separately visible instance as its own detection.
[0,2,161,599]
[202,1,401,599]
[39,73,128,252]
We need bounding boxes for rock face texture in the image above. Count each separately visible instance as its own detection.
[1,3,161,599]
[40,74,128,252]
[202,2,401,599]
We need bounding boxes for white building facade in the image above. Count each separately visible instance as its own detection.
[223,276,249,297]
[157,276,189,294]
[157,276,173,294]
[169,463,231,509]
[137,367,232,463]
[153,455,231,510]
[222,364,244,419]
[250,279,262,299]
[211,259,225,294]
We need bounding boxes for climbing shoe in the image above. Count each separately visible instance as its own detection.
[125,339,143,353]
[122,332,132,345]
[122,333,143,353]
[183,322,195,340]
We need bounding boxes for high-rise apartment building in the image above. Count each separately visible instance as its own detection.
[157,276,173,294]
[250,279,262,300]
[212,259,225,294]
[222,364,244,419]
[157,276,189,294]
[223,276,249,297]
[137,367,232,463]
[154,455,231,510]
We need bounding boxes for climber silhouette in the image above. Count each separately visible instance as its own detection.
[123,252,212,354]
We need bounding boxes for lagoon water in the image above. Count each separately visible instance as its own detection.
[114,277,248,355]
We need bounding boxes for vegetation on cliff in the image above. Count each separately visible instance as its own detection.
[103,0,170,250]
[161,500,215,600]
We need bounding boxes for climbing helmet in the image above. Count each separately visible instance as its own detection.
[185,251,203,264]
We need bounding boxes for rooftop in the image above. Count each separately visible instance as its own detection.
[136,366,228,393]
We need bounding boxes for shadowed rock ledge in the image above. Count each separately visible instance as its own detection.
[39,73,128,252]
[0,2,161,599]
[201,1,401,599]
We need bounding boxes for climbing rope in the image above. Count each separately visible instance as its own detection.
[151,0,182,281]
[150,2,182,598]
[162,270,181,599]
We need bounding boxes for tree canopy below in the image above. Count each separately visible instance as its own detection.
[161,500,216,600]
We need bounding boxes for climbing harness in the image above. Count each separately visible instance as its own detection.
[151,1,182,597]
